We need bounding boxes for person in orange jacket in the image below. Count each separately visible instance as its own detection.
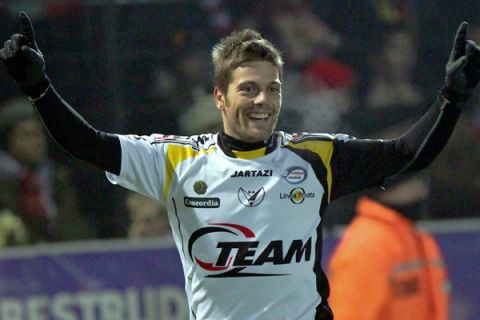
[328,175,450,320]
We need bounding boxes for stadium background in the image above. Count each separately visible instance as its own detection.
[0,1,479,319]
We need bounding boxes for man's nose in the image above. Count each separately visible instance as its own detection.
[253,91,267,105]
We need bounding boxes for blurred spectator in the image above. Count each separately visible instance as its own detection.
[259,1,357,134]
[366,28,423,110]
[0,97,94,243]
[328,175,450,320]
[126,191,171,239]
[167,48,213,110]
[312,1,383,96]
[372,0,416,26]
[280,57,357,133]
[200,0,234,36]
[0,208,28,247]
[137,48,214,136]
[178,90,224,135]
[44,0,84,18]
[262,0,342,69]
[351,28,425,135]
[3,0,84,19]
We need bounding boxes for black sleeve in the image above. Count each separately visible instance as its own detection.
[386,95,462,173]
[32,86,121,175]
[330,95,462,199]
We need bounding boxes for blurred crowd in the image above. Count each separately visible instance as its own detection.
[0,0,479,247]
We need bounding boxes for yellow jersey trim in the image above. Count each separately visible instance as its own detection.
[287,141,333,202]
[232,147,267,159]
[164,145,217,201]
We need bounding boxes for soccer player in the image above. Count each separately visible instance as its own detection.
[1,12,479,320]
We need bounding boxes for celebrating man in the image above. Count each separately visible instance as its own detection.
[1,12,479,320]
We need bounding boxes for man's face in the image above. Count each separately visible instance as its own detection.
[215,61,282,143]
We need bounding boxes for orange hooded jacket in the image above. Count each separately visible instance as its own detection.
[328,197,450,320]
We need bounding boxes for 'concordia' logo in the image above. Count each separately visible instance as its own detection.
[184,197,220,208]
[188,223,312,277]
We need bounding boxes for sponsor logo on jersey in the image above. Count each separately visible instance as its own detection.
[193,180,208,195]
[230,170,273,177]
[238,187,265,207]
[151,134,216,151]
[184,197,220,208]
[280,187,315,204]
[188,223,312,277]
[153,134,176,141]
[282,166,307,184]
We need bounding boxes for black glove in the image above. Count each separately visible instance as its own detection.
[0,12,49,98]
[442,22,480,103]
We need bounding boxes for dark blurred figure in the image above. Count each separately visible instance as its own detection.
[353,27,425,135]
[178,90,224,135]
[366,28,423,110]
[0,97,94,243]
[328,175,450,320]
[255,0,342,71]
[125,191,172,240]
[253,0,356,134]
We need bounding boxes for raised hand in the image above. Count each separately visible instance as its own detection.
[0,12,47,94]
[443,22,480,103]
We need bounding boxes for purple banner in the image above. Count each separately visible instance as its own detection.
[0,239,188,320]
[1,226,479,320]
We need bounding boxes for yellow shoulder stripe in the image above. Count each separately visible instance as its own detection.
[164,144,216,201]
[287,140,334,202]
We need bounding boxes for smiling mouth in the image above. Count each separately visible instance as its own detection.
[247,112,270,120]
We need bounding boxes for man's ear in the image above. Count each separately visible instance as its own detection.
[214,87,225,111]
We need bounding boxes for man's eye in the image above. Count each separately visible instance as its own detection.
[269,86,280,93]
[241,86,258,94]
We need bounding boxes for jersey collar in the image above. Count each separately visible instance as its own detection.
[217,132,278,158]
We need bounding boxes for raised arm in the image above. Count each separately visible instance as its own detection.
[390,22,480,174]
[330,23,480,199]
[0,12,121,174]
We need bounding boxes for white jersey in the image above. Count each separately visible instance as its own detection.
[107,131,387,320]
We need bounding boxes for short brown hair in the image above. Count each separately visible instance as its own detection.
[212,29,284,93]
